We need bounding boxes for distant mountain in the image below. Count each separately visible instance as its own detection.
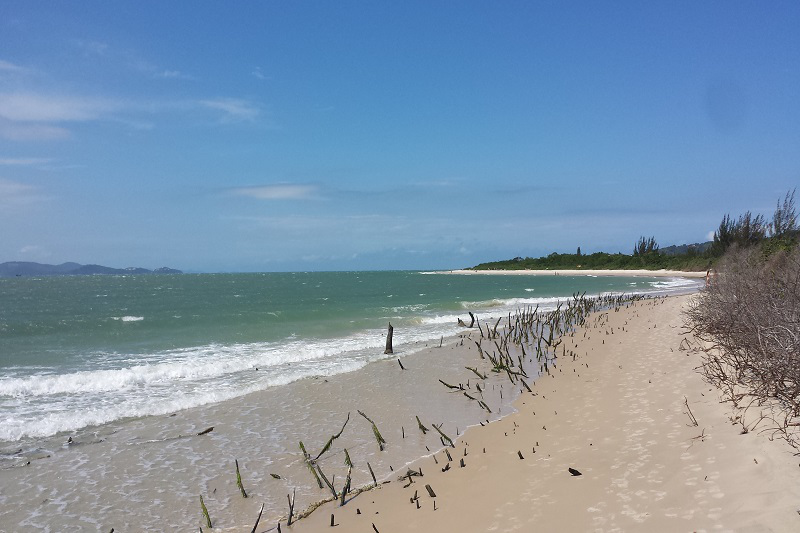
[0,261,182,277]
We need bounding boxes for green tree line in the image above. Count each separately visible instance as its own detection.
[471,190,797,272]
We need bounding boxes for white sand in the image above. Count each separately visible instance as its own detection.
[290,295,800,532]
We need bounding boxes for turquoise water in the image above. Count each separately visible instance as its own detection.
[0,271,700,442]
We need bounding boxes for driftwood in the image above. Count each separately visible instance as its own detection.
[343,448,353,467]
[299,441,323,488]
[235,459,248,498]
[367,461,377,486]
[287,488,296,525]
[317,464,337,499]
[384,323,394,354]
[432,423,455,447]
[465,366,487,380]
[438,379,461,391]
[358,410,387,451]
[250,503,264,533]
[199,495,212,529]
[457,312,476,328]
[314,413,351,460]
[340,464,353,506]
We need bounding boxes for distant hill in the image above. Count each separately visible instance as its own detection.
[659,241,712,256]
[0,262,182,277]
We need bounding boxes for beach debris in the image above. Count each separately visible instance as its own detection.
[367,461,378,486]
[438,379,462,391]
[568,467,582,476]
[340,464,353,506]
[249,503,264,533]
[197,427,214,436]
[416,415,429,434]
[235,459,248,498]
[457,312,476,328]
[517,450,524,460]
[397,358,406,370]
[287,489,296,526]
[358,410,387,451]
[299,441,324,488]
[683,396,699,427]
[384,323,393,354]
[432,423,455,447]
[400,467,423,487]
[372,524,380,532]
[317,464,338,499]
[270,473,282,479]
[330,513,336,526]
[315,412,351,460]
[465,366,487,380]
[425,484,437,498]
[343,448,353,467]
[199,494,212,529]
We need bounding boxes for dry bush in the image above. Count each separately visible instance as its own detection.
[686,246,800,446]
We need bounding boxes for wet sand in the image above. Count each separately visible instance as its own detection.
[291,295,800,532]
[0,314,519,531]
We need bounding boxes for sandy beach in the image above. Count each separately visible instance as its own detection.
[290,295,800,532]
[442,268,707,278]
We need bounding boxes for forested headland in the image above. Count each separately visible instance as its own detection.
[471,190,798,273]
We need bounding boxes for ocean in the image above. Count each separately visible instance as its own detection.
[0,271,701,531]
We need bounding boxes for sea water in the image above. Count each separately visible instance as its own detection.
[0,271,700,530]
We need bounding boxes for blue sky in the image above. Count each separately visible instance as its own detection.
[1,2,798,272]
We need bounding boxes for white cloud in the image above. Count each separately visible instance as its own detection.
[251,67,267,80]
[0,178,46,210]
[199,98,259,122]
[0,157,51,166]
[232,184,318,200]
[0,119,70,141]
[0,92,117,122]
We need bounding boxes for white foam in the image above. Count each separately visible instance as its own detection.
[111,316,144,322]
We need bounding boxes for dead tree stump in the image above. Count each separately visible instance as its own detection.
[384,323,394,354]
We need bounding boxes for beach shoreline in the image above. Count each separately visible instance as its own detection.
[438,268,706,278]
[291,294,800,532]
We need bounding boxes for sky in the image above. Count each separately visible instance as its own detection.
[1,2,798,272]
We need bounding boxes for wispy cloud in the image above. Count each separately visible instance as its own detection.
[72,40,192,81]
[231,184,319,200]
[0,157,51,166]
[0,92,117,122]
[0,118,70,141]
[0,178,46,210]
[251,67,267,80]
[73,39,110,57]
[0,59,28,73]
[199,98,260,122]
[0,92,117,141]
